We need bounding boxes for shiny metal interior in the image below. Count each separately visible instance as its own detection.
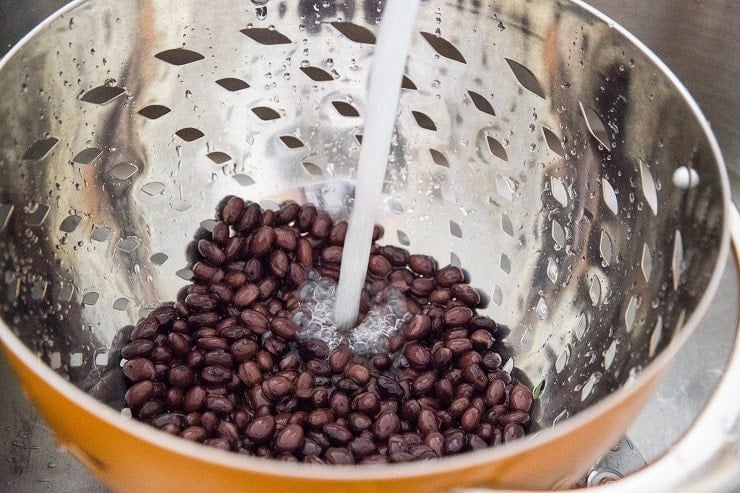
[0,0,727,437]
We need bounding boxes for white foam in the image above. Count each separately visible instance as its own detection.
[295,273,409,354]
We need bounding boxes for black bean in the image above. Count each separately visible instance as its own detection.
[404,342,432,370]
[275,424,304,452]
[324,447,354,465]
[435,265,464,287]
[270,316,297,341]
[503,423,524,442]
[245,415,276,443]
[443,429,466,454]
[373,411,400,440]
[277,201,301,225]
[510,384,534,412]
[198,239,225,266]
[402,314,432,341]
[408,254,436,276]
[122,358,156,382]
[323,423,352,445]
[125,380,154,408]
[121,339,154,359]
[130,317,158,340]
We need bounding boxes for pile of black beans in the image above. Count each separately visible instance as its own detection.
[120,197,534,464]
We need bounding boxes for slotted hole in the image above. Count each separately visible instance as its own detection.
[450,252,461,268]
[555,346,570,373]
[602,178,618,215]
[56,283,74,303]
[25,204,49,226]
[251,106,281,121]
[31,280,48,301]
[110,162,138,180]
[330,22,376,44]
[175,128,204,142]
[240,28,292,45]
[429,149,449,167]
[624,295,637,333]
[487,136,508,161]
[117,237,140,253]
[279,136,304,149]
[207,152,232,164]
[501,213,513,237]
[200,219,216,232]
[412,111,436,131]
[215,77,250,92]
[500,253,511,274]
[589,275,602,306]
[401,75,417,90]
[150,253,169,265]
[600,230,613,266]
[72,147,102,165]
[138,105,171,120]
[113,298,130,311]
[547,258,559,283]
[580,373,600,401]
[496,176,513,202]
[551,220,566,248]
[176,268,194,281]
[420,32,466,63]
[22,137,59,161]
[59,215,82,233]
[388,199,405,215]
[648,317,663,358]
[672,230,684,291]
[491,285,503,306]
[505,58,545,99]
[154,48,205,65]
[542,127,564,157]
[467,91,495,116]
[550,176,568,207]
[332,101,360,117]
[641,243,653,282]
[233,174,255,187]
[449,220,462,238]
[91,225,111,242]
[0,204,14,231]
[397,230,410,246]
[640,160,659,216]
[575,313,587,340]
[80,85,125,105]
[141,182,165,196]
[355,134,364,145]
[5,278,19,303]
[301,162,324,176]
[82,292,99,306]
[579,102,610,150]
[300,66,335,82]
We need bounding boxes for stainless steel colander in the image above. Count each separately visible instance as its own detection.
[0,0,735,491]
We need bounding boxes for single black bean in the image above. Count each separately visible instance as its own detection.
[435,265,464,287]
[324,447,354,465]
[245,415,276,443]
[122,358,156,382]
[503,423,525,442]
[404,342,432,370]
[408,254,437,277]
[373,411,400,440]
[198,239,225,266]
[121,339,154,359]
[125,380,154,408]
[130,317,158,340]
